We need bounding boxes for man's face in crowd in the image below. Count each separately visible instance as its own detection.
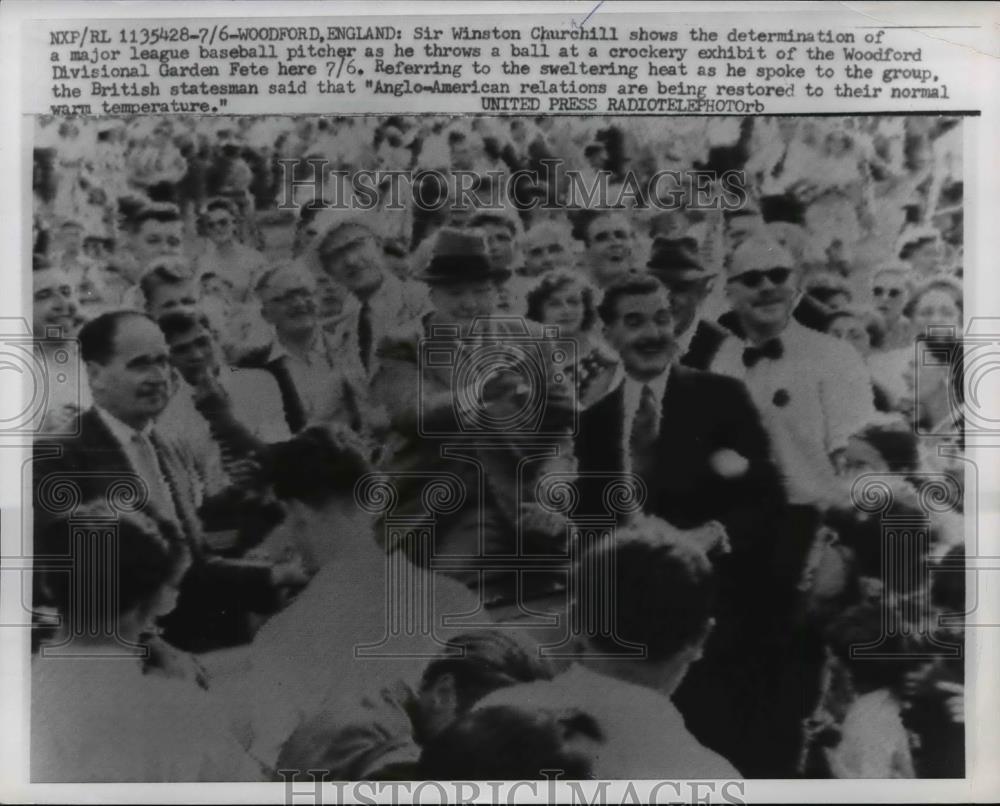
[661,275,713,338]
[586,214,633,286]
[523,230,573,277]
[726,259,799,335]
[604,287,675,381]
[134,218,184,264]
[429,280,497,329]
[164,322,220,385]
[261,272,318,337]
[33,269,79,337]
[204,207,236,246]
[871,272,909,324]
[146,280,199,321]
[478,222,517,273]
[88,316,172,428]
[319,228,384,300]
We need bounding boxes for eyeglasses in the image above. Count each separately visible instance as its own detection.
[873,286,903,298]
[206,218,232,229]
[728,267,793,288]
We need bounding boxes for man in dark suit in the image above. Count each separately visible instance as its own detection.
[576,273,783,542]
[33,310,303,653]
[574,274,795,776]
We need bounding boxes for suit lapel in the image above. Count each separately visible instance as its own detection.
[266,355,308,433]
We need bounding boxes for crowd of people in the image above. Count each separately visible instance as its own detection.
[30,113,965,781]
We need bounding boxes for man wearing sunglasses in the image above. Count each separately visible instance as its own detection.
[710,236,876,507]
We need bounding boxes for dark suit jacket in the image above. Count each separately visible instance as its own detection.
[33,408,274,651]
[575,365,785,546]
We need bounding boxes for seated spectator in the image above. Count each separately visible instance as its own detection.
[32,504,262,782]
[276,630,555,780]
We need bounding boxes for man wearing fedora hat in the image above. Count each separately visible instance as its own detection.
[314,209,427,383]
[645,235,732,371]
[370,227,513,426]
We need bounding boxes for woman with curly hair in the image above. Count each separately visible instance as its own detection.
[525,270,619,408]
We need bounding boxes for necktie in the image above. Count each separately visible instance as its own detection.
[358,300,373,373]
[629,384,659,480]
[742,338,784,368]
[130,430,180,525]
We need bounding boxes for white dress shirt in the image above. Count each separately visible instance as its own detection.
[710,320,876,505]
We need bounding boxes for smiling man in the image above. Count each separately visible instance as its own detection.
[575,273,781,536]
[708,236,876,506]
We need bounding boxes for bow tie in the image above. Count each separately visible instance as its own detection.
[742,338,784,368]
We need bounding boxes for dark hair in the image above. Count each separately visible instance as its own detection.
[32,253,53,272]
[133,202,182,231]
[203,197,239,218]
[36,502,189,619]
[852,423,921,473]
[265,425,372,507]
[525,271,596,332]
[78,310,154,365]
[596,274,664,326]
[582,210,631,246]
[905,276,963,320]
[574,519,716,661]
[826,602,922,692]
[420,630,554,712]
[898,235,938,261]
[139,262,193,302]
[418,705,601,780]
[157,310,212,342]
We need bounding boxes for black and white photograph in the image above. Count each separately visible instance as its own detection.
[26,109,969,784]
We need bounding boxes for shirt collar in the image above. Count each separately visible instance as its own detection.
[266,329,327,364]
[624,369,669,409]
[94,405,153,444]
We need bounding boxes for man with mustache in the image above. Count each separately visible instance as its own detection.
[574,273,792,774]
[709,236,876,507]
[32,311,296,651]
